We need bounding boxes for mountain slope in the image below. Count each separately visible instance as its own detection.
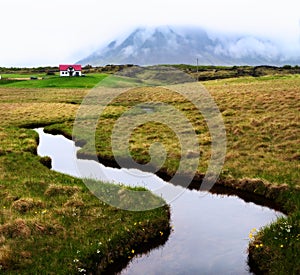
[78,26,300,66]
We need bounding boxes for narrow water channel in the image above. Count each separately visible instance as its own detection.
[35,128,284,275]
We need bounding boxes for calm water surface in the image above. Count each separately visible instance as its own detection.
[35,128,284,275]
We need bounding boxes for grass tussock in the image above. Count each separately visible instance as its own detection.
[44,184,81,197]
[0,244,12,269]
[12,198,44,213]
[63,197,85,208]
[0,219,31,238]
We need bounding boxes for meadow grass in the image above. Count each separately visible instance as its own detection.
[0,73,46,78]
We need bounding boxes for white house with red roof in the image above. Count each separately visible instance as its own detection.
[59,65,82,77]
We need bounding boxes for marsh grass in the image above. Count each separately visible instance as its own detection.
[206,76,300,185]
[71,78,299,186]
[0,87,88,103]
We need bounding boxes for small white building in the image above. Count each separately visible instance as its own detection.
[59,65,82,77]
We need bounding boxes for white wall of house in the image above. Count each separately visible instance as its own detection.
[60,70,82,77]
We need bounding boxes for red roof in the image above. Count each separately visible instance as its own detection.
[59,64,82,71]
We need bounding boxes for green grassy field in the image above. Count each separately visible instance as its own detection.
[0,70,299,274]
[0,74,108,89]
[0,73,50,78]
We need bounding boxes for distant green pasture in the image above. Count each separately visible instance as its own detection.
[0,74,108,88]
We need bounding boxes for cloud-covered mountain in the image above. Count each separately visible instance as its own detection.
[78,26,300,66]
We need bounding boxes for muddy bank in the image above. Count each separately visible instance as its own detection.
[94,218,171,275]
[76,150,296,214]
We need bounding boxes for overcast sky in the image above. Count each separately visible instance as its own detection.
[1,0,299,67]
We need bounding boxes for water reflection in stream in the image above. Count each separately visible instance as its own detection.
[35,128,284,274]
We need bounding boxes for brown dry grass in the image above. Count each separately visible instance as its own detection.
[206,76,300,184]
[0,87,87,104]
[0,218,63,239]
[0,244,12,269]
[0,219,31,238]
[44,184,81,197]
[0,102,78,127]
[12,198,44,213]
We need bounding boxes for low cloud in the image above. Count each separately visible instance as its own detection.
[213,36,281,61]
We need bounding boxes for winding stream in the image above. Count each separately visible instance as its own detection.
[35,128,284,275]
